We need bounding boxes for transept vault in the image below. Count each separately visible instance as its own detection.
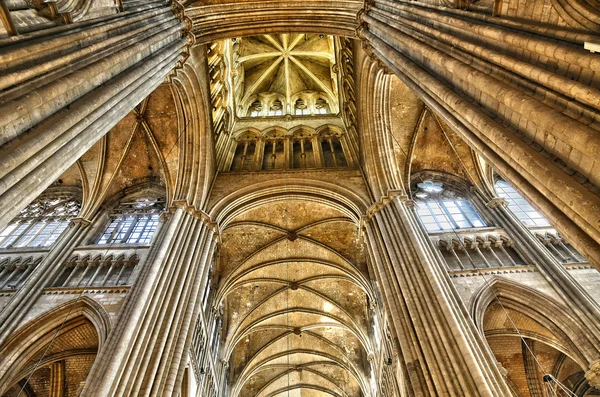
[0,1,600,397]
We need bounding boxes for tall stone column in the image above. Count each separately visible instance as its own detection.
[358,0,600,267]
[0,0,193,230]
[0,217,91,349]
[82,202,218,397]
[363,194,512,396]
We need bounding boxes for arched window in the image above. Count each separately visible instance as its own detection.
[97,198,165,245]
[268,99,283,116]
[414,181,486,232]
[494,180,550,227]
[315,98,329,114]
[0,196,80,249]
[248,100,262,117]
[294,99,309,115]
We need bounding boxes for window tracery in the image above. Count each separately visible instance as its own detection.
[0,196,80,249]
[97,198,164,245]
[268,99,283,116]
[414,181,486,232]
[294,98,309,115]
[315,97,329,114]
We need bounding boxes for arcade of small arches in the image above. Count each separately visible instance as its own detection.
[1,1,600,397]
[225,126,354,172]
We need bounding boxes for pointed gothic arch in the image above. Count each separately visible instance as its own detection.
[0,296,111,394]
[470,277,600,367]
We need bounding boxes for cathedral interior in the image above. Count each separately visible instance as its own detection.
[0,0,600,396]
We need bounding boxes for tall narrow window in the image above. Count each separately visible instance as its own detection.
[231,140,256,171]
[248,100,262,117]
[268,100,283,116]
[494,180,550,227]
[321,136,347,168]
[97,198,165,245]
[414,181,486,232]
[315,98,329,114]
[0,196,80,249]
[294,99,309,115]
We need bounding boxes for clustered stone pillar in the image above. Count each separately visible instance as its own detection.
[358,0,600,267]
[0,0,193,230]
[363,194,512,396]
[81,202,218,397]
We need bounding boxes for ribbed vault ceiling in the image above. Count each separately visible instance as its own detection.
[234,34,340,115]
[217,200,373,397]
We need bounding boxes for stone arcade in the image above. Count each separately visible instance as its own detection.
[0,0,600,396]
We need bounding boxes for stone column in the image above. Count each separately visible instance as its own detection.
[0,218,91,348]
[82,202,218,397]
[0,0,193,230]
[363,194,512,396]
[49,361,66,397]
[359,0,600,267]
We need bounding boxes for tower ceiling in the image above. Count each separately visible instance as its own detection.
[234,34,339,115]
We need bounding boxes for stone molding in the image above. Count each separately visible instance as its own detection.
[485,197,508,209]
[168,200,220,235]
[585,359,600,389]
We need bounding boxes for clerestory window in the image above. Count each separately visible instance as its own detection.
[268,100,283,116]
[414,181,486,232]
[0,196,80,249]
[294,99,309,115]
[494,180,550,227]
[248,100,262,117]
[315,98,329,114]
[97,198,165,245]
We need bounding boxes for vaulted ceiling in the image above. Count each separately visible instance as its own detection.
[216,200,374,397]
[231,34,340,116]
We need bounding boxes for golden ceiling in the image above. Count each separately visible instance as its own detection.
[231,34,340,117]
[217,200,373,397]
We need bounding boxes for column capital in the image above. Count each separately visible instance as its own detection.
[166,1,196,81]
[70,217,91,228]
[585,359,600,389]
[169,200,221,235]
[486,197,508,209]
[360,190,408,230]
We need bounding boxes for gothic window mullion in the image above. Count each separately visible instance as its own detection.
[134,216,152,244]
[121,215,140,244]
[36,218,64,247]
[11,222,37,248]
[106,218,122,244]
[440,202,460,230]
[425,202,444,231]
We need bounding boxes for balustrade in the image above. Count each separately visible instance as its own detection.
[532,228,588,265]
[0,253,44,290]
[48,246,147,289]
[429,228,527,271]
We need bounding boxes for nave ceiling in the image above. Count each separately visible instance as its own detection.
[215,199,373,397]
[43,32,528,397]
